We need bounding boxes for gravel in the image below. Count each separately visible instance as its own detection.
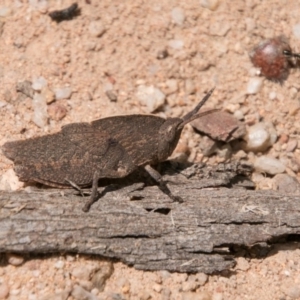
[171,7,185,26]
[168,39,184,50]
[32,76,47,91]
[0,169,23,191]
[254,155,286,175]
[32,93,48,128]
[272,173,300,193]
[1,0,300,299]
[88,21,106,38]
[246,77,263,94]
[7,254,24,266]
[244,122,274,152]
[54,87,72,100]
[136,85,165,112]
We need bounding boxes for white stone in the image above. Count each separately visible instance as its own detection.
[245,122,272,152]
[168,39,184,50]
[136,85,165,113]
[254,156,286,175]
[54,260,65,269]
[200,0,219,11]
[32,76,47,91]
[7,254,24,266]
[269,91,277,100]
[194,273,208,286]
[0,6,11,17]
[293,23,300,40]
[171,7,185,26]
[0,169,24,191]
[235,257,250,271]
[54,87,72,100]
[247,77,263,94]
[234,110,244,120]
[32,93,48,128]
[88,21,106,37]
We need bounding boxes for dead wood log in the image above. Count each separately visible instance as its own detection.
[0,163,299,273]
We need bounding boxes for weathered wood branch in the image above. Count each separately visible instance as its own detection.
[0,163,299,273]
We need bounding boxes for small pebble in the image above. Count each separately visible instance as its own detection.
[136,85,165,112]
[182,279,200,292]
[235,257,250,271]
[32,76,47,91]
[32,93,48,128]
[105,90,118,102]
[0,283,9,299]
[233,110,244,120]
[293,23,300,40]
[269,91,277,100]
[72,266,92,281]
[272,174,300,193]
[245,18,256,32]
[246,77,263,94]
[216,144,232,160]
[156,48,168,59]
[200,0,219,10]
[198,136,218,156]
[171,7,185,26]
[244,122,272,152]
[54,87,72,100]
[194,273,208,286]
[7,254,24,266]
[286,139,298,152]
[254,156,285,175]
[0,6,11,17]
[71,285,99,300]
[278,133,289,144]
[191,110,246,142]
[47,102,67,121]
[91,262,114,292]
[88,21,106,37]
[168,39,184,50]
[0,169,24,191]
[165,79,178,95]
[54,260,65,269]
[209,21,231,36]
[152,283,162,293]
[42,88,55,104]
[16,80,34,98]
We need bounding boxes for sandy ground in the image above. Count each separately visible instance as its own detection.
[1,0,300,299]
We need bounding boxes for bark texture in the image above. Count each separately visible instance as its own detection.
[0,163,299,273]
